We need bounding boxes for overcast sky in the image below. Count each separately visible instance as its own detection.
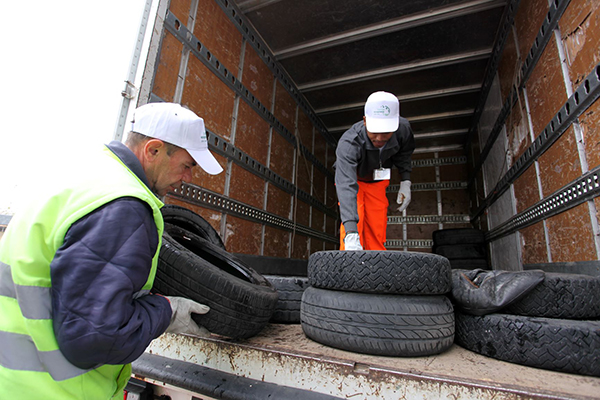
[0,1,155,215]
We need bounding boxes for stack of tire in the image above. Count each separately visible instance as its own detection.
[300,250,455,357]
[432,228,489,270]
[154,205,279,339]
[263,275,308,323]
[455,272,600,377]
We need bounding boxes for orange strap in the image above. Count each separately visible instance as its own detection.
[340,180,389,250]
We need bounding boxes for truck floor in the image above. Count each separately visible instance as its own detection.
[143,323,599,399]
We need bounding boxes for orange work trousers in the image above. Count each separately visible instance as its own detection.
[339,179,389,250]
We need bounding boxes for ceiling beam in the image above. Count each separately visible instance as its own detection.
[274,0,506,60]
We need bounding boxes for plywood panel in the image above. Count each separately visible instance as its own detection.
[153,32,182,102]
[224,215,262,255]
[440,162,468,182]
[407,224,438,242]
[507,92,532,162]
[525,38,568,137]
[311,209,325,232]
[546,203,596,262]
[326,216,337,236]
[580,98,600,170]
[242,41,275,107]
[229,165,264,209]
[266,185,291,218]
[263,226,290,257]
[293,199,310,227]
[169,0,193,23]
[188,151,226,193]
[513,164,540,213]
[291,234,310,260]
[514,0,549,69]
[537,126,582,196]
[405,191,437,216]
[273,81,297,135]
[497,29,519,102]
[311,239,325,254]
[297,110,314,151]
[442,189,470,215]
[314,141,327,167]
[560,0,600,88]
[520,221,548,264]
[327,179,337,212]
[193,0,242,74]
[182,55,235,140]
[386,223,402,240]
[269,130,295,181]
[311,171,327,208]
[235,100,270,165]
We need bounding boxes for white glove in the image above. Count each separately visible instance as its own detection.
[344,232,363,251]
[165,296,211,337]
[397,180,412,212]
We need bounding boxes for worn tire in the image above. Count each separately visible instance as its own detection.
[504,273,600,319]
[265,276,309,323]
[433,244,486,260]
[156,226,278,339]
[448,259,489,270]
[162,204,225,249]
[432,228,484,245]
[308,250,451,295]
[455,311,600,377]
[301,287,455,357]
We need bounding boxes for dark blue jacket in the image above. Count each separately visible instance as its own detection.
[51,141,171,369]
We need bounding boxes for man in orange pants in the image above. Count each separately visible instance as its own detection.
[335,91,415,250]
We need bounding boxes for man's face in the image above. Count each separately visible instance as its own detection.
[363,117,393,148]
[149,145,196,197]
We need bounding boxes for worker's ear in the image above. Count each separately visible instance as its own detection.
[144,139,165,161]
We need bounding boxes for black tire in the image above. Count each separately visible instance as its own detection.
[156,227,278,339]
[301,287,455,357]
[448,259,489,270]
[264,276,309,323]
[162,204,225,249]
[308,250,451,295]
[433,244,486,260]
[455,311,600,377]
[432,228,484,245]
[504,273,600,319]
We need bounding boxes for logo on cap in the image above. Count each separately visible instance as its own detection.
[373,105,391,117]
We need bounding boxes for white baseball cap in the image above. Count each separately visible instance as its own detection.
[131,102,223,175]
[364,91,400,133]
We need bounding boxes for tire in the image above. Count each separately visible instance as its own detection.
[449,259,489,270]
[308,250,451,295]
[504,273,600,319]
[162,204,225,249]
[455,311,600,377]
[301,287,455,357]
[433,244,486,260]
[156,227,278,339]
[264,276,309,323]
[432,228,484,245]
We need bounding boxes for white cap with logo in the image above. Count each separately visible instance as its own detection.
[364,91,400,133]
[131,102,223,175]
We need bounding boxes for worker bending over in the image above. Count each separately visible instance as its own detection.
[335,91,415,250]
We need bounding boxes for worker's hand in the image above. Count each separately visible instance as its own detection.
[164,296,211,338]
[397,180,412,212]
[344,232,363,251]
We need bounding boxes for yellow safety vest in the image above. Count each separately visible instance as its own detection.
[0,146,164,400]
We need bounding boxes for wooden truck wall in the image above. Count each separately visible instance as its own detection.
[139,0,600,269]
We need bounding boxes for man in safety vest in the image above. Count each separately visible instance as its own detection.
[0,102,223,399]
[335,91,415,250]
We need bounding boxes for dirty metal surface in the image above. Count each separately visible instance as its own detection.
[145,325,600,400]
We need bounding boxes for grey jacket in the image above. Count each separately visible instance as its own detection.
[334,119,415,232]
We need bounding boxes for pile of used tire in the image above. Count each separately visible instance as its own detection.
[300,250,454,357]
[155,205,278,339]
[453,269,600,377]
[432,228,489,270]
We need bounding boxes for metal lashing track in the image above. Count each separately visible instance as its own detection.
[473,63,600,221]
[206,129,338,219]
[411,156,467,167]
[486,164,600,241]
[388,181,467,192]
[468,0,572,186]
[170,182,338,244]
[388,215,470,225]
[385,239,434,249]
[163,11,334,183]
